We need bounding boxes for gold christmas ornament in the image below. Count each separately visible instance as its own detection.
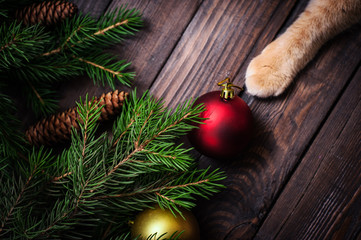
[15,0,78,26]
[26,90,128,146]
[130,205,200,240]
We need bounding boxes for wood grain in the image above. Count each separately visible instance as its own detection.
[254,66,361,240]
[194,17,361,240]
[149,0,298,108]
[237,0,310,82]
[72,0,111,18]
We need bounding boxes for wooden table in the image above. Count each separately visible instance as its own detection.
[62,0,361,239]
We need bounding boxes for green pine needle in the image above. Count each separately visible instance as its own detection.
[22,81,59,117]
[0,22,49,70]
[76,53,134,88]
[44,6,143,56]
[0,0,7,18]
[15,56,83,83]
[1,4,143,117]
[0,91,27,158]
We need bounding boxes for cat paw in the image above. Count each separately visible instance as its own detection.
[245,47,292,98]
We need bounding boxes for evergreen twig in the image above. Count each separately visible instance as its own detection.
[0,90,27,158]
[0,4,142,116]
[0,22,49,69]
[0,91,226,239]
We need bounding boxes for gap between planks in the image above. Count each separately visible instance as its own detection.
[252,58,361,238]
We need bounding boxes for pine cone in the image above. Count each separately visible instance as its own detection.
[15,0,78,26]
[26,90,128,146]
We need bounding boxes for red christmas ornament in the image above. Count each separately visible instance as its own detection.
[188,78,253,159]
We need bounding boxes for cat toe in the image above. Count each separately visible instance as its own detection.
[245,73,284,98]
[245,57,290,98]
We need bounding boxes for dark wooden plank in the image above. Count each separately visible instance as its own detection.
[149,0,297,106]
[71,0,111,18]
[237,0,310,80]
[194,23,361,239]
[254,66,361,240]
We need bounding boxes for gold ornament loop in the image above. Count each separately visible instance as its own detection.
[217,77,243,100]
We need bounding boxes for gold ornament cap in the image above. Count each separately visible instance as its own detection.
[217,77,243,100]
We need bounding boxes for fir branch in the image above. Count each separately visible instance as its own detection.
[88,6,142,48]
[156,192,175,203]
[26,79,45,105]
[13,55,83,84]
[0,22,49,70]
[92,177,212,201]
[112,118,135,147]
[22,81,59,117]
[42,7,142,57]
[0,174,31,233]
[41,14,97,56]
[144,149,177,160]
[0,0,7,18]
[94,19,128,36]
[27,195,79,239]
[41,18,129,57]
[0,147,54,238]
[135,109,153,148]
[105,96,198,176]
[75,54,133,88]
[24,97,105,238]
[76,56,122,76]
[0,90,27,158]
[52,171,72,181]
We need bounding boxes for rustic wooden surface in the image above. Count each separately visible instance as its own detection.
[63,0,361,239]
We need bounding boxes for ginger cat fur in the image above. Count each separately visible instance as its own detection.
[245,0,361,98]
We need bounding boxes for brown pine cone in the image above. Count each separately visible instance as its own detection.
[26,90,128,146]
[15,0,78,26]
